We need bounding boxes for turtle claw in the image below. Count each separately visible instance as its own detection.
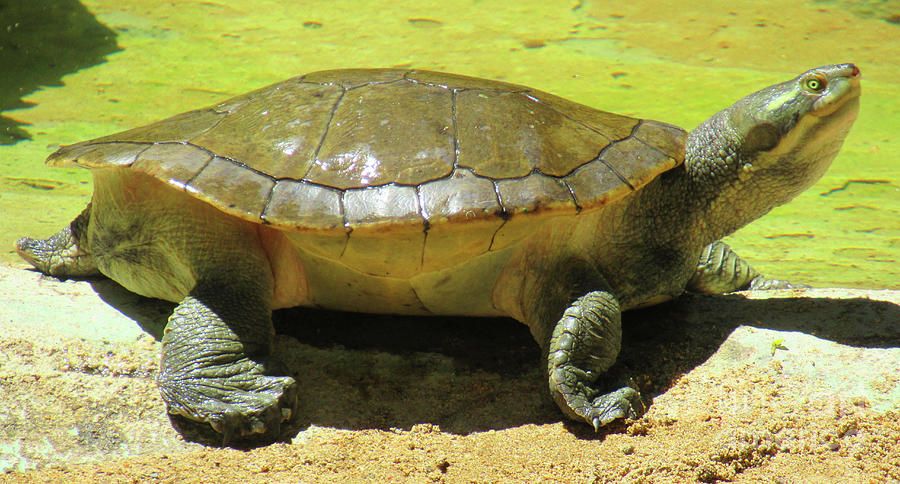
[215,391,292,447]
[580,386,644,431]
[551,372,645,431]
[749,275,809,290]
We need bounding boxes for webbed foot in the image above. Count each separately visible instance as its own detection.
[159,293,298,445]
[159,356,298,443]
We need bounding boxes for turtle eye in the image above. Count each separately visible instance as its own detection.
[802,74,827,93]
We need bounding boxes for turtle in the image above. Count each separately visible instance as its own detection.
[16,64,861,442]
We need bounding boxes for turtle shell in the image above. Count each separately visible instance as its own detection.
[48,68,685,239]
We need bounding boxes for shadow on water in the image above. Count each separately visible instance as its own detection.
[88,277,898,444]
[0,0,120,144]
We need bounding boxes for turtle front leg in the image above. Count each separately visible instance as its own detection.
[546,290,644,430]
[15,204,99,278]
[157,282,298,444]
[687,240,806,294]
[522,260,643,430]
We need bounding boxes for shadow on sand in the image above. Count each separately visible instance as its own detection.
[88,278,899,445]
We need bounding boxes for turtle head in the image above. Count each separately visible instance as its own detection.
[686,64,861,232]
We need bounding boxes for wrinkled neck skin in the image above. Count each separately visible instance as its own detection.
[592,64,859,307]
[678,110,790,243]
[646,87,858,249]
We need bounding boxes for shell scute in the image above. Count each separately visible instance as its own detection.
[46,69,686,238]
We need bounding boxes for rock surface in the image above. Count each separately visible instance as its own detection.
[1,263,898,482]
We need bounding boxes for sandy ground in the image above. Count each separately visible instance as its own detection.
[0,263,897,483]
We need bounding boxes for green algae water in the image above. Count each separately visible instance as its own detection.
[1,0,897,289]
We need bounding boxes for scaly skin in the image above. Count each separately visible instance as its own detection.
[547,290,643,430]
[159,291,298,445]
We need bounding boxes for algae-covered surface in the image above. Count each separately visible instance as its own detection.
[1,0,898,288]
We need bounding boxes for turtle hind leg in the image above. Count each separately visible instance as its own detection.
[547,290,644,430]
[157,283,298,445]
[687,240,807,294]
[15,204,99,278]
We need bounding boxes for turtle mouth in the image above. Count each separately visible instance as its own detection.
[810,64,862,119]
[811,87,860,119]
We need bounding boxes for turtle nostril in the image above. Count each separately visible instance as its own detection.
[849,64,860,78]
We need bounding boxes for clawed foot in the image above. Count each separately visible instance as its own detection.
[551,368,645,431]
[748,275,810,290]
[546,290,643,431]
[583,386,645,431]
[158,357,298,444]
[15,206,98,279]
